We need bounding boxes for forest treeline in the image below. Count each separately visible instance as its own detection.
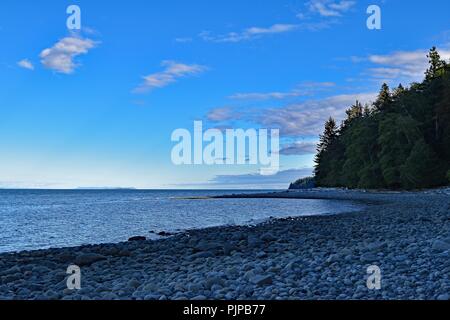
[314,47,450,190]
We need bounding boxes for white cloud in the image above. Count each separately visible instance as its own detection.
[292,0,354,31]
[17,59,34,70]
[175,37,193,43]
[134,61,207,93]
[207,92,376,137]
[228,82,335,101]
[40,36,96,74]
[82,27,101,36]
[207,107,240,122]
[256,92,376,136]
[229,91,303,101]
[328,1,355,11]
[246,24,298,36]
[209,168,313,188]
[186,168,314,189]
[279,141,318,156]
[200,24,298,43]
[354,48,450,84]
[308,0,355,17]
[198,1,354,44]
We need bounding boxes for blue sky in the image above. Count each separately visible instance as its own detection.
[1,0,449,189]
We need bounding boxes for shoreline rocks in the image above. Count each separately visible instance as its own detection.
[128,236,147,242]
[0,189,449,300]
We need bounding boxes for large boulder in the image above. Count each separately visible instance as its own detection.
[250,275,273,286]
[128,236,147,242]
[432,239,450,252]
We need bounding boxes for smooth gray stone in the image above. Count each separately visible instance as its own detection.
[250,275,273,286]
[74,253,107,266]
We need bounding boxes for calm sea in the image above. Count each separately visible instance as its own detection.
[0,189,362,253]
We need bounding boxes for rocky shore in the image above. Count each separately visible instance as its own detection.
[0,189,449,300]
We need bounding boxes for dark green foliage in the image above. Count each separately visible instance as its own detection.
[374,83,393,112]
[316,117,338,153]
[314,117,339,184]
[378,114,422,188]
[314,48,450,190]
[399,139,443,189]
[289,177,315,190]
[425,47,447,81]
[436,71,450,160]
[341,115,382,188]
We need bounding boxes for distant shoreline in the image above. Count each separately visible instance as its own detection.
[0,188,284,191]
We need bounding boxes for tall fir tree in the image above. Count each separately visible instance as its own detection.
[314,117,338,183]
[374,83,393,112]
[316,117,338,154]
[425,47,447,80]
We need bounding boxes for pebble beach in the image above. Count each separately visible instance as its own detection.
[0,189,449,300]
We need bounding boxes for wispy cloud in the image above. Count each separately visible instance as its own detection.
[229,91,303,101]
[40,36,97,74]
[307,0,355,17]
[200,24,298,43]
[17,59,34,70]
[279,141,318,156]
[353,47,450,84]
[173,168,313,189]
[134,60,207,93]
[198,1,355,44]
[292,0,355,31]
[206,107,241,122]
[82,27,101,36]
[175,37,193,43]
[255,92,376,136]
[208,168,313,189]
[207,92,376,137]
[229,82,335,101]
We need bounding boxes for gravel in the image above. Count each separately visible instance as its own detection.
[0,188,449,300]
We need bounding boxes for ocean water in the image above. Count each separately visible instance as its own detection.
[0,189,362,253]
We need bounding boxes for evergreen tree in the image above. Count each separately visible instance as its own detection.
[436,72,450,150]
[341,116,381,188]
[316,117,338,153]
[378,115,421,188]
[400,139,443,189]
[344,100,363,124]
[363,103,372,117]
[374,83,393,112]
[392,84,406,100]
[314,117,339,184]
[425,47,447,80]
